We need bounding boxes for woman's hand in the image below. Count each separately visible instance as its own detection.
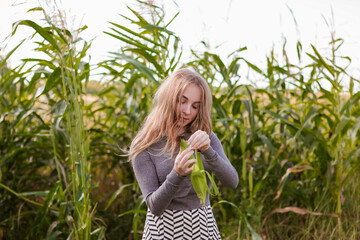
[187,130,211,152]
[174,147,196,176]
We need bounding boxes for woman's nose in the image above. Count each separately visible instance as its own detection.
[183,104,191,114]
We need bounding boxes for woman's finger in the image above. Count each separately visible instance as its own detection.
[191,133,206,148]
[187,130,201,144]
[174,148,195,176]
[177,146,192,158]
[188,130,210,150]
[187,158,196,168]
[183,159,196,175]
[177,148,194,165]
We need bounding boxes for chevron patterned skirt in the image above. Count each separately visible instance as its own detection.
[142,206,221,240]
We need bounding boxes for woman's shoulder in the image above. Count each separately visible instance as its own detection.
[210,131,219,139]
[148,136,167,149]
[138,137,167,157]
[209,131,223,148]
[134,148,151,161]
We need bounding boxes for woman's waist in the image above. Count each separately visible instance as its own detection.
[165,194,211,211]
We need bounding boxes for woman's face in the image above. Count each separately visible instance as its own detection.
[179,83,202,128]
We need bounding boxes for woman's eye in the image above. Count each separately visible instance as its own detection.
[193,106,198,110]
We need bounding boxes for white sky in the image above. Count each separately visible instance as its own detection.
[1,0,359,85]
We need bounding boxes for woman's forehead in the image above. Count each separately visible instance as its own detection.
[183,84,202,102]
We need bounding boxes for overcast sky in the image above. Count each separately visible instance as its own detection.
[1,0,359,84]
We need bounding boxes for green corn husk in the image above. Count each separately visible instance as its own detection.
[180,139,219,206]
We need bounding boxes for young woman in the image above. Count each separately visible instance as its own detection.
[129,68,239,239]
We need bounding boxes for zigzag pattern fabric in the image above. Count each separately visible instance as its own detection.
[142,206,221,239]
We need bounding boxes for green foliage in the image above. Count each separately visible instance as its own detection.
[1,1,360,240]
[1,7,95,240]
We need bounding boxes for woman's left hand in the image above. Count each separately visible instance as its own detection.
[187,130,210,152]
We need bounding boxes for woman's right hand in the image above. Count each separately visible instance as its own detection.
[174,147,196,176]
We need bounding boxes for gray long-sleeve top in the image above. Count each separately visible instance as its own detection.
[132,131,239,216]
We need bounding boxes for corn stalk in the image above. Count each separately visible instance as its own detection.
[9,7,96,239]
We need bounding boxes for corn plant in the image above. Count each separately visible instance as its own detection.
[0,6,103,239]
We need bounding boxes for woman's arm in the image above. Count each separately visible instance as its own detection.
[201,132,239,188]
[132,150,186,216]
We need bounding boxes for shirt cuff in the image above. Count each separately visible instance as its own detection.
[201,146,217,160]
[167,168,187,186]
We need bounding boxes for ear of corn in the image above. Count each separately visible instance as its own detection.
[180,138,195,166]
[180,139,219,206]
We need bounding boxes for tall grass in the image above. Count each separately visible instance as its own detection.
[1,1,360,239]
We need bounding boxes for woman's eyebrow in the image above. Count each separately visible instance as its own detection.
[182,95,200,104]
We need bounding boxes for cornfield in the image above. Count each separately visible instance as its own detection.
[1,1,360,240]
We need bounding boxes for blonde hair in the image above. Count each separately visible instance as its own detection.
[129,68,212,162]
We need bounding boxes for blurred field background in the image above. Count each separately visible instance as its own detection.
[1,0,360,239]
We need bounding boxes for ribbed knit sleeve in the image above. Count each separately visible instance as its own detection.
[201,132,239,189]
[132,150,186,216]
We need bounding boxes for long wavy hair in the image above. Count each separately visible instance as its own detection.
[129,68,212,162]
